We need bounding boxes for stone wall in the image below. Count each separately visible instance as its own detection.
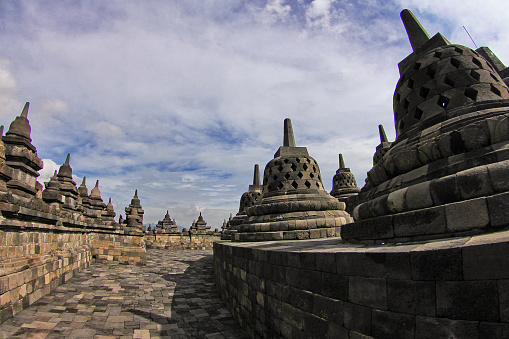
[91,233,146,265]
[214,231,509,338]
[145,233,220,250]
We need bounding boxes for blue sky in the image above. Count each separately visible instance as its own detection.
[0,0,508,228]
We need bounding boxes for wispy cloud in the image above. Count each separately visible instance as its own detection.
[0,0,508,228]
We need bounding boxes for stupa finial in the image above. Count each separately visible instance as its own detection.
[81,177,86,185]
[0,125,4,136]
[134,189,138,197]
[401,9,431,51]
[21,102,29,118]
[253,164,260,186]
[283,118,296,147]
[379,124,388,143]
[65,153,70,165]
[339,154,345,169]
[95,180,99,187]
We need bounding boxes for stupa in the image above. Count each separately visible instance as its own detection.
[154,210,180,234]
[125,190,144,226]
[88,180,106,217]
[233,118,353,241]
[222,164,262,240]
[3,103,43,197]
[189,212,210,234]
[329,154,361,205]
[342,9,509,243]
[55,154,79,210]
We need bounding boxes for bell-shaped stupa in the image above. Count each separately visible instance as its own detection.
[154,210,180,234]
[342,9,509,243]
[233,118,353,241]
[330,154,360,204]
[222,164,263,240]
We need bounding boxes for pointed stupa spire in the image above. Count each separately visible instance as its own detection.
[339,154,346,169]
[400,9,430,51]
[283,118,296,147]
[253,164,260,187]
[21,102,29,118]
[95,180,99,187]
[378,124,388,143]
[134,189,138,197]
[81,177,86,186]
[64,153,70,165]
[0,125,4,136]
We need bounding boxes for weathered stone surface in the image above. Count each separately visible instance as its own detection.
[343,302,371,335]
[415,316,478,339]
[436,280,499,321]
[371,309,415,339]
[387,279,435,315]
[348,276,387,310]
[445,197,489,232]
[410,248,463,281]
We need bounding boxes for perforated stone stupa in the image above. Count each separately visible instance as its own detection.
[342,9,509,243]
[189,212,210,234]
[329,154,360,204]
[154,210,179,234]
[233,118,353,241]
[221,164,262,240]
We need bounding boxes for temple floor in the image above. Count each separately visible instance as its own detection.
[0,249,248,339]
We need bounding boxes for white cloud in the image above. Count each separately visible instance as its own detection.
[0,1,508,227]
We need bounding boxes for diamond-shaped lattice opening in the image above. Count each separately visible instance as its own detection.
[472,57,483,68]
[310,172,314,178]
[491,84,502,97]
[444,76,455,87]
[399,120,405,131]
[407,79,414,89]
[316,182,320,188]
[291,181,298,189]
[318,175,321,181]
[305,181,311,189]
[395,93,401,102]
[414,107,423,120]
[419,87,430,99]
[272,174,278,181]
[470,70,481,81]
[277,182,284,190]
[284,158,289,164]
[291,163,297,171]
[312,165,316,172]
[464,87,478,101]
[307,158,311,163]
[285,173,291,180]
[302,163,308,171]
[295,158,301,163]
[433,51,442,58]
[403,99,410,109]
[413,62,421,70]
[490,72,500,82]
[450,57,461,68]
[426,67,436,79]
[297,172,303,179]
[268,168,272,175]
[437,95,450,108]
[454,47,464,54]
[278,164,283,172]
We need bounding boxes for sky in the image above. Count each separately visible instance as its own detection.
[0,0,508,229]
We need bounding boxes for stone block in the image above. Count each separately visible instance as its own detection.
[410,248,463,281]
[479,322,509,338]
[487,159,509,193]
[406,181,433,210]
[371,309,415,339]
[393,205,446,237]
[328,323,349,339]
[299,252,316,271]
[387,188,407,213]
[340,216,394,241]
[430,174,460,205]
[281,302,304,330]
[322,272,348,301]
[348,276,387,309]
[387,279,435,316]
[303,312,329,337]
[487,191,509,227]
[445,197,489,232]
[498,280,509,322]
[463,241,509,280]
[457,166,493,200]
[343,302,371,335]
[316,253,336,273]
[289,287,313,313]
[436,280,499,321]
[415,316,478,339]
[313,294,343,325]
[286,252,301,268]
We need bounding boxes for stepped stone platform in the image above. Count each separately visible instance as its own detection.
[214,230,509,338]
[0,249,248,339]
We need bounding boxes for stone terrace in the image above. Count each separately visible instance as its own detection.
[0,249,248,339]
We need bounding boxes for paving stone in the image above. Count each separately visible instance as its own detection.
[0,249,248,338]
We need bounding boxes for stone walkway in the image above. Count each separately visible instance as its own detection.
[0,249,248,339]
